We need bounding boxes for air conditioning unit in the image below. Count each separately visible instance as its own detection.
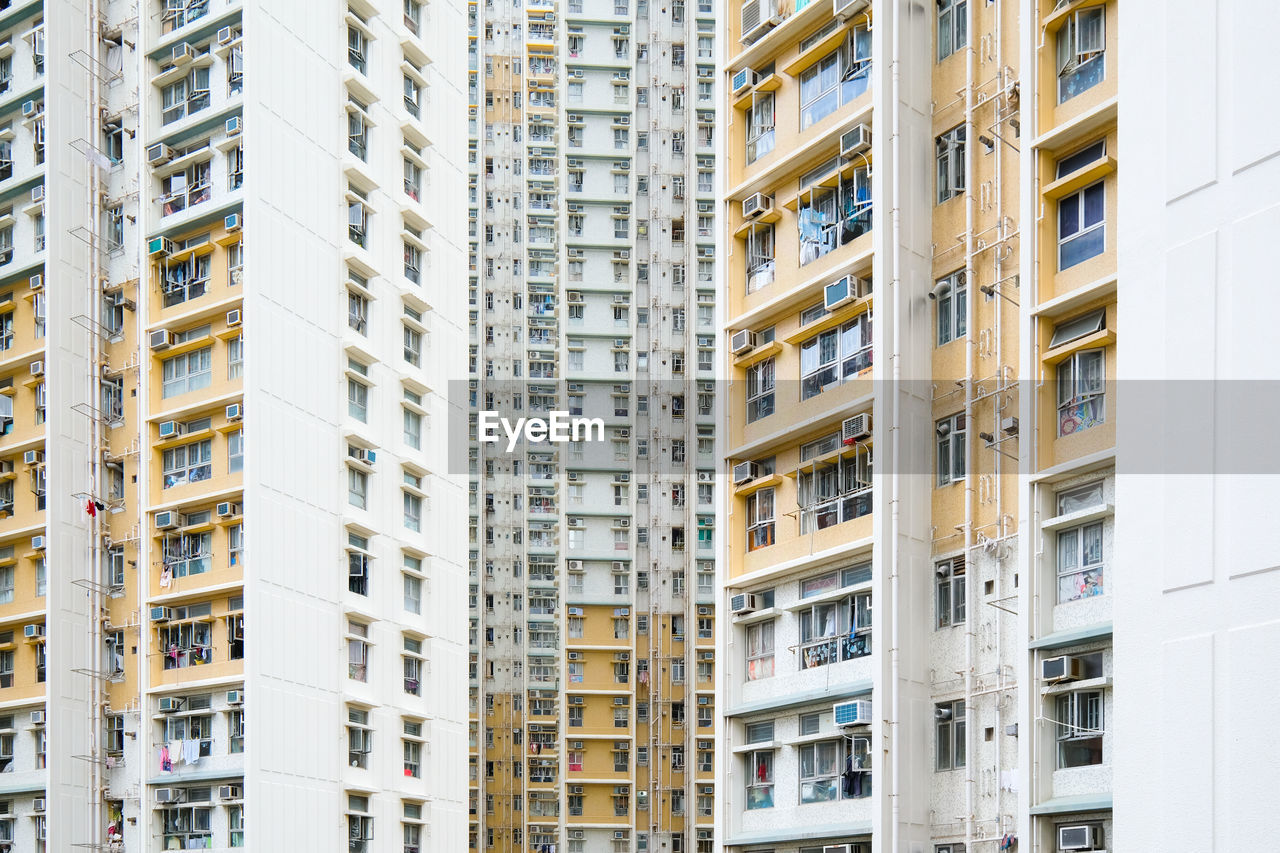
[614,294,629,304]
[154,511,180,530]
[219,785,242,800]
[225,213,242,231]
[614,831,627,840]
[146,143,173,166]
[226,403,242,421]
[22,100,38,117]
[842,413,872,443]
[698,471,713,483]
[569,830,585,841]
[742,192,773,219]
[825,275,866,310]
[732,461,759,484]
[729,329,757,355]
[729,593,758,615]
[841,123,872,158]
[171,43,196,65]
[616,116,630,126]
[226,309,242,327]
[23,624,43,639]
[697,606,712,616]
[568,560,583,570]
[30,535,45,550]
[216,502,239,518]
[29,274,43,290]
[30,185,44,204]
[350,447,376,465]
[151,606,174,623]
[148,236,175,257]
[833,699,873,727]
[155,787,183,804]
[225,115,242,136]
[833,0,869,20]
[29,710,45,725]
[1058,825,1102,851]
[217,26,236,44]
[731,67,759,95]
[740,0,780,43]
[569,785,584,795]
[158,420,183,438]
[158,696,183,712]
[110,290,135,310]
[23,450,43,466]
[1041,655,1084,684]
[568,651,582,661]
[616,652,630,661]
[568,114,584,123]
[567,291,583,303]
[1000,416,1019,435]
[544,12,555,21]
[28,360,43,376]
[149,329,174,350]
[32,797,44,812]
[226,689,243,704]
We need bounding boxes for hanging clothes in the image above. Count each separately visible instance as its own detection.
[182,737,200,765]
[159,745,172,772]
[86,499,97,518]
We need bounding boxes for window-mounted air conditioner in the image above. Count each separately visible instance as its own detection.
[171,42,196,65]
[225,115,242,136]
[28,360,43,377]
[698,606,712,616]
[219,785,242,800]
[569,785,584,795]
[158,420,183,439]
[149,329,174,350]
[23,624,43,640]
[568,651,582,660]
[729,329,756,355]
[226,403,242,421]
[568,114,584,123]
[227,689,244,704]
[225,213,242,231]
[21,100,38,117]
[31,797,44,812]
[151,606,174,623]
[614,831,627,840]
[217,26,236,44]
[30,535,45,551]
[1058,824,1102,851]
[833,698,872,727]
[30,185,44,204]
[154,510,180,530]
[731,68,759,95]
[155,787,183,804]
[740,0,781,44]
[158,696,183,712]
[842,413,871,443]
[698,471,713,483]
[841,123,872,158]
[147,143,173,166]
[1041,655,1084,684]
[825,274,867,310]
[29,709,45,725]
[732,461,759,484]
[615,652,630,661]
[729,593,758,615]
[23,450,43,466]
[742,192,773,219]
[216,502,240,518]
[226,309,242,327]
[29,273,43,290]
[148,236,175,257]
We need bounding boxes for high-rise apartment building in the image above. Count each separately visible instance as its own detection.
[0,0,467,850]
[721,0,1118,851]
[466,0,718,847]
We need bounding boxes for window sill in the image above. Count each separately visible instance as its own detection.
[732,606,779,626]
[1041,502,1113,532]
[1043,156,1115,201]
[1041,674,1111,697]
[1042,328,1114,366]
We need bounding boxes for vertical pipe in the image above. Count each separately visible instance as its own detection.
[962,0,977,849]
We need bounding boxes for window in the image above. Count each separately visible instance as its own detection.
[936,413,966,486]
[348,291,368,334]
[1056,690,1103,767]
[936,700,966,770]
[1056,482,1105,601]
[1057,172,1105,269]
[799,29,872,129]
[404,241,422,283]
[746,358,775,422]
[161,253,210,306]
[936,557,965,627]
[745,751,774,809]
[937,0,967,60]
[404,572,422,614]
[745,224,774,293]
[403,325,422,366]
[348,26,368,73]
[800,313,873,399]
[161,68,211,124]
[348,378,369,421]
[936,126,966,203]
[404,491,422,532]
[746,621,773,681]
[161,347,212,398]
[1057,349,1105,436]
[227,335,243,379]
[162,439,212,488]
[403,638,423,694]
[799,740,843,802]
[348,467,368,509]
[1056,6,1105,102]
[935,271,967,345]
[347,621,369,681]
[797,449,872,532]
[745,94,775,163]
[746,487,774,551]
[162,0,210,33]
